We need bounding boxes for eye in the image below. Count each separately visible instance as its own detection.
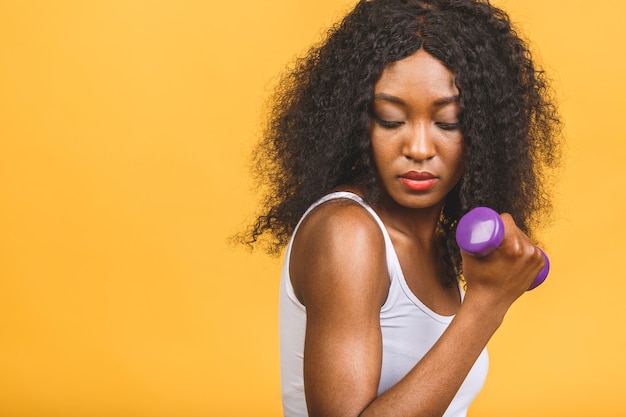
[374,116,404,129]
[436,121,461,131]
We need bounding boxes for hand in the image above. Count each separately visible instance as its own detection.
[460,213,546,308]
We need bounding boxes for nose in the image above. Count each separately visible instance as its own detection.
[403,122,435,161]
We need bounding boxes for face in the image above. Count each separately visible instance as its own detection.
[369,48,464,211]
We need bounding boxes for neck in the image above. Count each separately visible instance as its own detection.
[373,195,443,251]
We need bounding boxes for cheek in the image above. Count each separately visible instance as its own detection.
[370,145,385,173]
[372,142,395,173]
[369,135,392,166]
[448,143,465,178]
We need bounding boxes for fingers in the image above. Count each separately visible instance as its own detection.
[497,213,546,285]
[499,213,544,260]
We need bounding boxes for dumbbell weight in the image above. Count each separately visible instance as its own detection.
[455,207,549,290]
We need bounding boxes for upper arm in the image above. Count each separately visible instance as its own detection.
[289,200,389,417]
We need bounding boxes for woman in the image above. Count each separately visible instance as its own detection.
[242,0,562,415]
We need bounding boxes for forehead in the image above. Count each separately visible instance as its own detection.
[375,49,457,95]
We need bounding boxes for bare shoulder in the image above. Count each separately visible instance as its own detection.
[289,197,389,308]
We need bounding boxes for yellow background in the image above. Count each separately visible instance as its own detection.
[0,1,624,416]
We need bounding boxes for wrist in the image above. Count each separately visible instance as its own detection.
[459,290,509,332]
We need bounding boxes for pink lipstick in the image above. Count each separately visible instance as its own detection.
[399,171,438,191]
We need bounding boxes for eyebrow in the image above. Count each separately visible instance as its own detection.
[373,93,459,107]
[373,93,405,105]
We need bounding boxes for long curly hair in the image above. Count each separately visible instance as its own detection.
[240,0,562,283]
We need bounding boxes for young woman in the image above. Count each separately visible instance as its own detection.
[242,1,562,415]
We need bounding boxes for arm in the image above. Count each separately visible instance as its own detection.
[290,203,544,417]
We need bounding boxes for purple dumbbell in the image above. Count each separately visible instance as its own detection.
[455,207,549,291]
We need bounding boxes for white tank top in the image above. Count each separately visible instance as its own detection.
[279,192,489,417]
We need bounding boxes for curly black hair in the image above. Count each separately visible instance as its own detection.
[240,0,562,283]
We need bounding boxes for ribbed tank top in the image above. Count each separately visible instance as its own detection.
[279,192,488,417]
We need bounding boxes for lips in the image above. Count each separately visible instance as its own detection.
[401,171,436,181]
[399,171,438,191]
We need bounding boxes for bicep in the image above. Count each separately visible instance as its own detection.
[303,301,383,417]
[290,203,389,416]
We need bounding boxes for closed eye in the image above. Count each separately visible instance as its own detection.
[374,116,404,129]
[436,121,461,131]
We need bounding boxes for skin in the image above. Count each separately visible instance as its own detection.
[289,49,546,417]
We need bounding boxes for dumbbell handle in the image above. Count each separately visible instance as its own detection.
[455,207,549,291]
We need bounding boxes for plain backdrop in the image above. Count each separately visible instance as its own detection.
[0,1,625,416]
